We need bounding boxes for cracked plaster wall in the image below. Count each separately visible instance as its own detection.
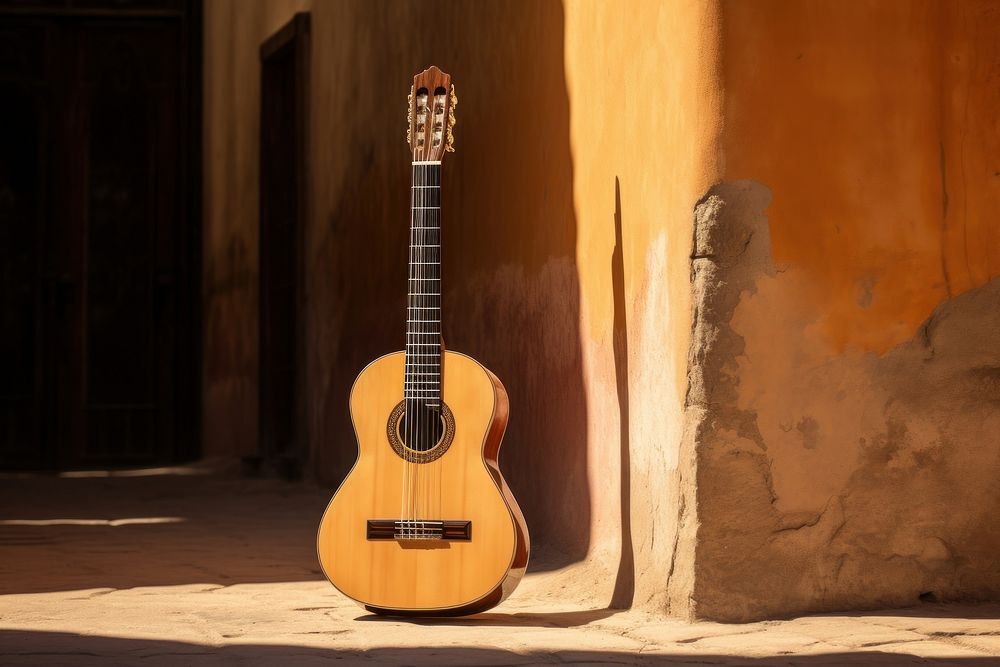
[684,0,1000,621]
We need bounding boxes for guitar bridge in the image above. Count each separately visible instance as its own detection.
[366,519,472,541]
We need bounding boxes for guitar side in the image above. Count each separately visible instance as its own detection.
[316,350,529,615]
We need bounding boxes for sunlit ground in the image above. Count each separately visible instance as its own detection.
[1,466,997,665]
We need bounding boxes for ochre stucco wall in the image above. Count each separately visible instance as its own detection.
[203,0,718,613]
[563,0,721,613]
[687,0,1000,621]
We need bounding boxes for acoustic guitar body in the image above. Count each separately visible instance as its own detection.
[316,350,529,615]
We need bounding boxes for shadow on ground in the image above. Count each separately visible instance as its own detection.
[3,630,998,666]
[355,608,620,628]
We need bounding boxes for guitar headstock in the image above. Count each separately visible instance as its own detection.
[407,66,457,162]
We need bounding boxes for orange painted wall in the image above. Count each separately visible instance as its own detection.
[722,0,1000,353]
[689,0,1000,620]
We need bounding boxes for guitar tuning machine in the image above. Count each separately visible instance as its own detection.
[406,86,413,145]
[446,84,457,153]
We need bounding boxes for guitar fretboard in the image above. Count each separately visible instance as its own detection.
[405,162,442,415]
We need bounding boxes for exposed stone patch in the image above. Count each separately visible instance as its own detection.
[684,179,1000,622]
[682,180,778,621]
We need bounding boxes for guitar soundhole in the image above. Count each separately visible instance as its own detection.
[398,409,444,450]
[386,401,455,463]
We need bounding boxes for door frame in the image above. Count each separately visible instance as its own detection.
[258,12,310,475]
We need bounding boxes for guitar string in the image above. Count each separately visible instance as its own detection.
[403,160,414,536]
[421,161,428,533]
[435,160,442,528]
[417,160,425,534]
[431,161,440,532]
[420,161,426,534]
[434,159,441,527]
[405,158,423,537]
[420,162,436,534]
[427,161,435,532]
[416,160,428,535]
[426,161,436,533]
[409,160,422,535]
[428,160,444,532]
[413,159,418,536]
[415,160,424,533]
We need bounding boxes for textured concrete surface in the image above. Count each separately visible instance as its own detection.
[688,177,1000,621]
[688,179,1000,621]
[2,471,999,666]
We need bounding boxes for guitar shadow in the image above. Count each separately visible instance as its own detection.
[355,607,622,628]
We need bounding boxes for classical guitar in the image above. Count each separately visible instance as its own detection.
[316,66,529,616]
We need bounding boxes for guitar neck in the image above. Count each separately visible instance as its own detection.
[405,160,442,407]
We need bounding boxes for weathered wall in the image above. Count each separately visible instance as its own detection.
[203,0,719,612]
[205,0,1000,621]
[202,0,310,461]
[562,0,721,613]
[686,0,1000,621]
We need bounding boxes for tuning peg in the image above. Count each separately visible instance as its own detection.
[406,86,413,145]
[445,85,457,152]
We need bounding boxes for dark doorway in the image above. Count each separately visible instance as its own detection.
[0,0,201,470]
[258,13,309,476]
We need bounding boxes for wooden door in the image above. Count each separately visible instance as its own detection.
[0,1,201,470]
[0,20,52,468]
[258,13,309,476]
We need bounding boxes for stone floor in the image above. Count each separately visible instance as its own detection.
[1,467,998,666]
